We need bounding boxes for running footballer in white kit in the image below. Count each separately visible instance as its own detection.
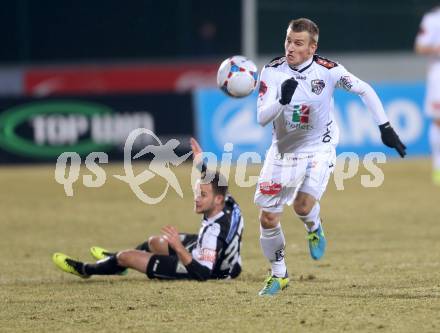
[256,18,406,296]
[415,6,440,185]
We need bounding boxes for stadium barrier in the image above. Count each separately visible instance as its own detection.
[194,82,430,160]
[23,63,217,96]
[0,93,193,163]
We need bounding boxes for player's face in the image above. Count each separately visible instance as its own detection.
[194,181,220,216]
[284,29,317,66]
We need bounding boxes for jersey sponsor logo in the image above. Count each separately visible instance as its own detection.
[258,81,268,97]
[311,79,325,95]
[199,248,216,263]
[292,104,310,124]
[315,56,338,69]
[285,122,313,130]
[339,76,353,91]
[266,56,286,68]
[259,181,282,195]
[295,75,307,80]
[285,104,313,130]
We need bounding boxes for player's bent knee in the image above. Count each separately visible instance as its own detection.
[293,195,316,216]
[148,236,160,251]
[293,202,312,216]
[259,210,280,229]
[148,236,168,255]
[116,250,134,267]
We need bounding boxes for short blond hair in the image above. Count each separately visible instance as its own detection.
[288,18,319,44]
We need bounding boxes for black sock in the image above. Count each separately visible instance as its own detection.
[84,255,126,275]
[135,241,150,252]
[66,258,86,275]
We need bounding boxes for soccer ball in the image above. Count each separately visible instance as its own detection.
[217,55,258,98]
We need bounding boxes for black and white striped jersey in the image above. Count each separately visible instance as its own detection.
[191,195,244,279]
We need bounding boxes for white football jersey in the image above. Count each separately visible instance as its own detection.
[257,55,388,154]
[416,6,440,63]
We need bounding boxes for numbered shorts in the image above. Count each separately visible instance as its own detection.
[146,233,197,280]
[254,148,336,213]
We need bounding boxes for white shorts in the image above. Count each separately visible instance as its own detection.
[426,65,440,119]
[254,146,336,213]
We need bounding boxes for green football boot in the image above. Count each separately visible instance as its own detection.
[90,246,128,275]
[52,253,90,279]
[258,274,289,296]
[307,224,326,260]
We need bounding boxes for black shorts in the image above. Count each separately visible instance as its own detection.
[146,233,198,280]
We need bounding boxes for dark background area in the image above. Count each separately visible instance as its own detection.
[258,0,439,53]
[0,0,438,64]
[0,0,242,64]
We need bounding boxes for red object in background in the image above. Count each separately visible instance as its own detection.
[24,63,218,96]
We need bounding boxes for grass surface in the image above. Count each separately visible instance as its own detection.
[1,159,440,332]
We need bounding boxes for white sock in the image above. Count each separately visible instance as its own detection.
[260,223,286,277]
[297,202,321,232]
[429,122,440,170]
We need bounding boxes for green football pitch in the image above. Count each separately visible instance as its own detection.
[1,159,440,332]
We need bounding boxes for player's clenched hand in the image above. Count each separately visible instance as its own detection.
[161,225,183,250]
[379,122,407,158]
[279,77,298,105]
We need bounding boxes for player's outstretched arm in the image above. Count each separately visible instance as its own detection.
[356,82,406,158]
[190,137,207,172]
[332,67,407,158]
[359,83,407,157]
[190,137,203,163]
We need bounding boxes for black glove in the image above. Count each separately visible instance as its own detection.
[279,78,298,105]
[379,122,407,158]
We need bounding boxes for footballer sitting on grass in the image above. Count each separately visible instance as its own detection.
[52,138,244,281]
